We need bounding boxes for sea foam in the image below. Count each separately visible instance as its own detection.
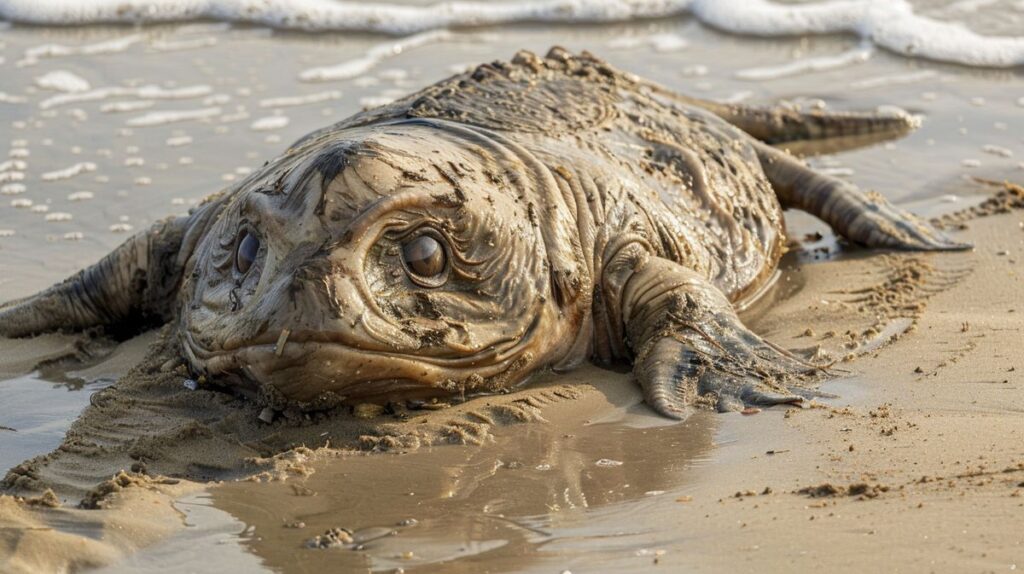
[0,0,1022,68]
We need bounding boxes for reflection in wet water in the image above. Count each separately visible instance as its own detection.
[211,397,717,573]
[0,374,110,471]
[94,492,266,574]
[0,332,151,472]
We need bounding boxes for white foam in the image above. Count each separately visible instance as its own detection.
[680,64,709,77]
[67,190,94,200]
[165,135,193,146]
[174,22,231,35]
[0,0,1021,68]
[203,93,231,105]
[39,83,212,109]
[126,106,221,126]
[22,34,143,64]
[1,183,26,194]
[250,115,289,131]
[137,85,213,99]
[736,42,873,81]
[609,32,689,52]
[0,160,26,171]
[44,212,73,222]
[849,70,938,90]
[34,70,91,93]
[219,109,249,123]
[359,95,396,109]
[150,36,218,51]
[300,30,454,82]
[0,92,27,104]
[41,161,96,181]
[0,0,691,33]
[100,100,155,113]
[377,69,408,82]
[722,90,753,103]
[649,32,689,52]
[259,91,341,108]
[689,0,1024,68]
[981,144,1013,158]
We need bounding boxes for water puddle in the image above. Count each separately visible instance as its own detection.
[94,492,266,574]
[0,331,154,470]
[208,398,719,572]
[0,373,110,471]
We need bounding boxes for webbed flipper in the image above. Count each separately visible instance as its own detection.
[609,249,819,420]
[0,198,223,338]
[755,142,970,251]
[641,80,919,155]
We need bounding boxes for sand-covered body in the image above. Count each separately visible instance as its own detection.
[0,48,962,419]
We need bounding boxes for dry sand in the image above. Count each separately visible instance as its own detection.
[1,11,1023,574]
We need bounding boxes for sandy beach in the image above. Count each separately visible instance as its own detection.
[1,1,1023,572]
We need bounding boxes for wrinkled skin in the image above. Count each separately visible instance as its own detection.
[0,48,967,418]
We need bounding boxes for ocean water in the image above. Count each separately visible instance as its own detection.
[0,0,1023,65]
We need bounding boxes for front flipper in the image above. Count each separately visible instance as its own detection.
[755,142,970,252]
[0,197,224,338]
[611,252,819,419]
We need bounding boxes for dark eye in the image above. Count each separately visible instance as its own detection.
[402,234,447,286]
[235,230,260,274]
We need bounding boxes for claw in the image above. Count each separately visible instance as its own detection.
[741,388,804,407]
[865,206,972,252]
[635,317,823,419]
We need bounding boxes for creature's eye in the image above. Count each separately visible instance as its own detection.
[235,230,260,275]
[401,234,448,287]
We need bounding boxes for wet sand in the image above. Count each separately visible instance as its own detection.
[1,7,1024,573]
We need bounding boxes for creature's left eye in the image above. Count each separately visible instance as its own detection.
[401,234,448,287]
[235,230,260,275]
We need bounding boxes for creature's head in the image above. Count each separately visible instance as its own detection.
[179,120,590,408]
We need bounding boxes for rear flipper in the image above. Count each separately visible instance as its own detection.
[755,142,970,251]
[636,75,919,154]
[680,97,918,151]
[614,253,820,420]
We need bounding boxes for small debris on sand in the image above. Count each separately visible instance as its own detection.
[305,527,354,549]
[352,403,385,419]
[258,407,276,424]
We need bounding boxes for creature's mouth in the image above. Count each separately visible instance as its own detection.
[179,328,530,406]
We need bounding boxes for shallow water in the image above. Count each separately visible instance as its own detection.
[0,2,1022,572]
[209,386,718,573]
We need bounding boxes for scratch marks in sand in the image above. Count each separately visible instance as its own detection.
[798,254,971,364]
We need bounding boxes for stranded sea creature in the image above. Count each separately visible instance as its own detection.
[0,49,968,419]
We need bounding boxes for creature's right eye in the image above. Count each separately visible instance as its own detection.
[235,230,260,274]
